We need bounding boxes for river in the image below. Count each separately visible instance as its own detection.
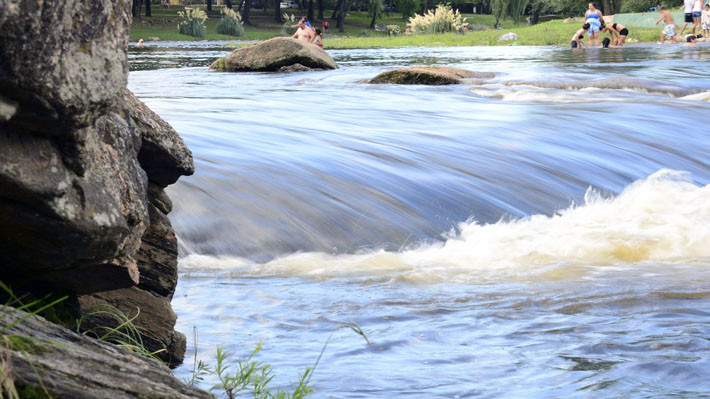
[128,42,710,398]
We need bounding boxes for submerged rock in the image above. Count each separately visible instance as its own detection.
[210,37,337,72]
[0,306,212,399]
[368,66,495,85]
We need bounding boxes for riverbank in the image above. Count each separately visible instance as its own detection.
[131,8,667,48]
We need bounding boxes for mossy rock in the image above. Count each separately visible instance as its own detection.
[368,66,495,85]
[210,37,337,72]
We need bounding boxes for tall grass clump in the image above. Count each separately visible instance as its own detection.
[178,7,207,38]
[184,322,370,399]
[216,7,245,37]
[0,281,68,399]
[280,13,298,36]
[407,4,467,34]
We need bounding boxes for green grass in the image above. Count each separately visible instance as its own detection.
[132,8,664,46]
[326,19,662,48]
[130,8,514,42]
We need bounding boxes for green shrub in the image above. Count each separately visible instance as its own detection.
[280,13,298,36]
[216,8,245,37]
[407,4,468,34]
[620,0,661,12]
[386,25,401,36]
[177,7,207,38]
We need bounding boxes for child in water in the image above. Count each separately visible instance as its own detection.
[571,23,590,48]
[656,7,679,44]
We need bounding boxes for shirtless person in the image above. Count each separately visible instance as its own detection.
[656,7,679,44]
[571,23,590,48]
[292,19,314,43]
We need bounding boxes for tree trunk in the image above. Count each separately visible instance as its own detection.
[144,0,151,17]
[332,0,343,20]
[207,0,213,12]
[338,0,345,32]
[532,9,539,24]
[132,0,139,17]
[317,0,324,19]
[244,0,251,24]
[225,0,233,8]
[369,7,377,28]
[603,0,611,15]
[274,0,282,23]
[308,0,314,22]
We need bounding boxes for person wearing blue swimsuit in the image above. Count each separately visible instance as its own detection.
[585,2,604,46]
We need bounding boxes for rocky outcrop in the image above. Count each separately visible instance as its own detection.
[0,306,213,399]
[0,0,193,374]
[368,66,495,85]
[210,37,337,72]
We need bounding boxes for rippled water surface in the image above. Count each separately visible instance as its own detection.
[128,42,710,398]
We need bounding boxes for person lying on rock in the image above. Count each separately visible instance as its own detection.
[293,19,315,43]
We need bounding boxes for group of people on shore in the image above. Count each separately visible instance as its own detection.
[656,0,709,44]
[292,17,324,48]
[571,1,710,48]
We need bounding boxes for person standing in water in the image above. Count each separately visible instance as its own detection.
[571,23,590,48]
[585,2,604,46]
[691,0,702,37]
[656,7,679,44]
[612,22,629,45]
[680,0,695,35]
[702,4,710,41]
[313,28,323,48]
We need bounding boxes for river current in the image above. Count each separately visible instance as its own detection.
[128,42,710,398]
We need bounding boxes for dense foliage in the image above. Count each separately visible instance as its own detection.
[177,7,207,38]
[216,7,245,36]
[407,4,468,33]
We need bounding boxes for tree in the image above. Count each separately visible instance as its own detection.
[244,0,252,24]
[308,0,314,22]
[395,0,419,18]
[273,0,282,23]
[225,0,233,8]
[369,0,384,28]
[131,0,152,18]
[317,0,325,20]
[207,0,213,12]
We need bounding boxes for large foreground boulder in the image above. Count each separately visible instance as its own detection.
[368,66,495,85]
[0,0,193,371]
[210,37,337,72]
[0,306,213,399]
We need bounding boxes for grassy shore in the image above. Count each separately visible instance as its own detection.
[326,20,662,48]
[130,8,663,47]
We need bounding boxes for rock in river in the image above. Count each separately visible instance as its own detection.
[211,37,337,72]
[368,66,495,85]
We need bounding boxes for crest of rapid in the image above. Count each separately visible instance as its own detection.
[129,43,710,398]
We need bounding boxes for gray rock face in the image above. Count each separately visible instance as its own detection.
[211,37,338,72]
[0,0,194,371]
[0,306,213,399]
[0,0,130,132]
[125,90,195,187]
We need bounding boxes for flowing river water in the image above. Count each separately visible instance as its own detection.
[128,42,710,398]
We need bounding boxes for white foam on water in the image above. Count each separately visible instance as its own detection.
[180,170,710,282]
[680,91,710,102]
